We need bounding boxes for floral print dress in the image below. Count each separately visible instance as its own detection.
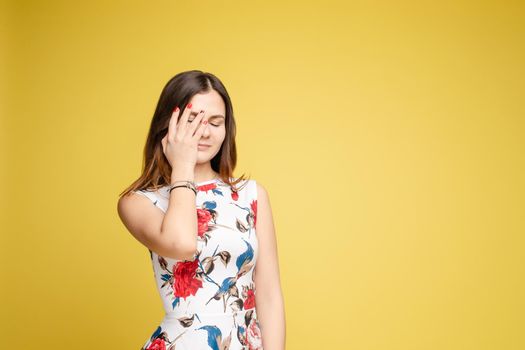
[133,178,263,350]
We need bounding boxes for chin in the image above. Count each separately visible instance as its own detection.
[196,151,215,163]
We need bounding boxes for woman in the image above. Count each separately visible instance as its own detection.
[117,70,286,350]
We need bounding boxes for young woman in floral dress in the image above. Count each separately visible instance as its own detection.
[118,70,286,350]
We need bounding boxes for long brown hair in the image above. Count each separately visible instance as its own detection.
[119,70,250,197]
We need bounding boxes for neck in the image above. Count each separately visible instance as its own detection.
[193,162,219,183]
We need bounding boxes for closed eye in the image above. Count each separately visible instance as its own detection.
[189,119,221,127]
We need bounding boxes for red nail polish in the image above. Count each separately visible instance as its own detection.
[187,103,192,108]
[173,106,179,113]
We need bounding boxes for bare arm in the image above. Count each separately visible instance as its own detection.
[161,165,200,258]
[117,165,199,261]
[118,106,210,261]
[254,182,286,350]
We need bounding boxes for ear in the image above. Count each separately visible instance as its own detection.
[161,135,167,153]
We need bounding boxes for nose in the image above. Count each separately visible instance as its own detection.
[202,120,211,137]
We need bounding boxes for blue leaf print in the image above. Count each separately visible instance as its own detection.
[238,324,246,338]
[172,297,180,309]
[236,239,254,271]
[196,325,223,350]
[150,325,162,339]
[211,188,224,196]
[205,276,237,306]
[203,200,217,210]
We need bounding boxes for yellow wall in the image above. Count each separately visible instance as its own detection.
[2,0,524,349]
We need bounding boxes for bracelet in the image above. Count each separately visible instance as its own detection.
[169,180,196,188]
[168,180,197,195]
[169,185,197,195]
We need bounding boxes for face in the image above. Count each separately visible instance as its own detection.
[186,90,227,164]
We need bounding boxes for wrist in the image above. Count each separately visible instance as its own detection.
[171,169,194,184]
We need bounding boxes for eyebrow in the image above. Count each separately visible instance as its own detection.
[190,111,225,119]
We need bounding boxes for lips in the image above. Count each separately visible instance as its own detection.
[198,144,211,150]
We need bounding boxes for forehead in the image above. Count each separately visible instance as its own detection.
[188,90,226,117]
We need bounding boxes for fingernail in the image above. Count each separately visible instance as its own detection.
[173,106,179,113]
[187,103,192,108]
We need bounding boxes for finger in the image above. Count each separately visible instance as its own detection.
[177,103,193,138]
[167,106,180,142]
[187,110,206,137]
[192,115,210,139]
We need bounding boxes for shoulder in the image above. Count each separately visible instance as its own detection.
[117,191,145,223]
[128,189,161,204]
[251,179,270,203]
[118,189,164,216]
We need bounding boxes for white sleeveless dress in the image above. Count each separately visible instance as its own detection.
[133,178,263,350]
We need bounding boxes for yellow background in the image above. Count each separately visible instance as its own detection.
[2,0,524,349]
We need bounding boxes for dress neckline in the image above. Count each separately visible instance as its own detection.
[195,178,221,186]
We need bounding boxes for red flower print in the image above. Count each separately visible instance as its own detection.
[250,199,257,228]
[246,318,263,350]
[196,208,212,238]
[244,289,256,309]
[197,182,217,192]
[231,190,239,201]
[147,338,166,350]
[173,259,202,299]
